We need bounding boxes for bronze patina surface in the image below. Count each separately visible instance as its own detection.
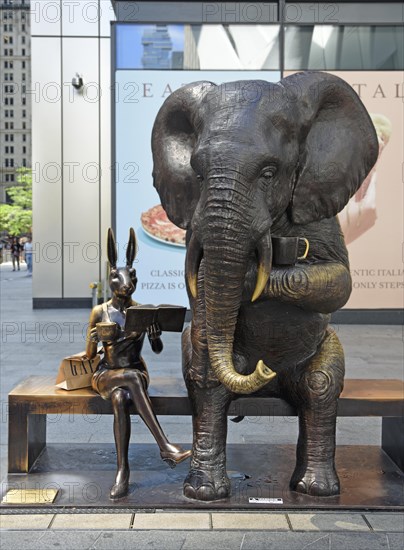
[83,229,191,500]
[151,72,380,500]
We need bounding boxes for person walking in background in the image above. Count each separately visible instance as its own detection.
[10,238,22,271]
[24,236,33,276]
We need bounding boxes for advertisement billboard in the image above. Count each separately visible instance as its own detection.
[288,71,403,310]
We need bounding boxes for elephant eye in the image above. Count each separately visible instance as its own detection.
[261,166,277,180]
[195,174,204,182]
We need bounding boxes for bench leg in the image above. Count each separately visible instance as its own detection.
[8,402,46,473]
[382,417,404,472]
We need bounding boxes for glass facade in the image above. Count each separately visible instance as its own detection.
[116,24,281,70]
[285,26,404,70]
[116,23,403,71]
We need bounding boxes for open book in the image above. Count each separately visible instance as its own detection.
[125,304,187,333]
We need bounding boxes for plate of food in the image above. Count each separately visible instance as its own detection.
[141,204,186,247]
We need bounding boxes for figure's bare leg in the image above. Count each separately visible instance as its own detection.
[125,371,191,467]
[110,388,131,499]
[282,328,345,496]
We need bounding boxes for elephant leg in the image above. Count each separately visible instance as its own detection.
[283,328,345,496]
[182,274,233,501]
[183,381,232,501]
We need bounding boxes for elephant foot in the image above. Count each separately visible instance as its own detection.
[290,464,340,496]
[184,468,231,501]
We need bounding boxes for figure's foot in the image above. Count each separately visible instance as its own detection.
[184,468,230,501]
[160,444,192,468]
[110,469,129,500]
[290,464,340,496]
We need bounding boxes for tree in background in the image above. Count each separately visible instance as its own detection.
[0,168,32,237]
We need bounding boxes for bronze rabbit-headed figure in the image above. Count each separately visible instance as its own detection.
[85,228,191,499]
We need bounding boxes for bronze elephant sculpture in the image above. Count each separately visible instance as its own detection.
[151,71,378,501]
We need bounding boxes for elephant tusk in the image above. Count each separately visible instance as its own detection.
[186,233,203,299]
[252,265,271,302]
[188,274,198,299]
[251,232,272,302]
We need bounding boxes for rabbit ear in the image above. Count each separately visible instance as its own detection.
[126,227,137,267]
[107,228,117,268]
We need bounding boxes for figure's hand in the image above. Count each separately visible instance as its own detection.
[148,322,163,354]
[147,323,161,340]
[89,327,99,343]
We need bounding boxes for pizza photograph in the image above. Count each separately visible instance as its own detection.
[141,204,186,247]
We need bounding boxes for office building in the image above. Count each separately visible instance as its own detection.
[0,0,31,204]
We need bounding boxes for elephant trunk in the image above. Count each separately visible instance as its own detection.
[189,193,276,394]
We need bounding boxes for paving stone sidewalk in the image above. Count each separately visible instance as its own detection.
[0,511,403,549]
[0,262,403,549]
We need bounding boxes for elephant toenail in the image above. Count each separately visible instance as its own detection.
[197,485,215,501]
[184,485,197,499]
[217,486,229,499]
[295,480,308,493]
[331,482,340,494]
[311,480,331,496]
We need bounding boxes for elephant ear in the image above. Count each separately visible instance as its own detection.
[282,72,379,225]
[151,81,216,229]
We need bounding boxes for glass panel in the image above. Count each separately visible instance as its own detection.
[116,23,280,70]
[116,24,182,69]
[285,26,404,70]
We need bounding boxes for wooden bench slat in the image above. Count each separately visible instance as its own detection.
[10,376,404,400]
[341,379,404,401]
[9,375,188,398]
[7,376,404,474]
[8,376,404,417]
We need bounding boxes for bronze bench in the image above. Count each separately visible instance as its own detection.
[8,376,404,475]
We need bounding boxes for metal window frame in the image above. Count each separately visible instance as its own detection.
[112,2,403,25]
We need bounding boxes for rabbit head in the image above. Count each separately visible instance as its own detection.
[107,228,138,300]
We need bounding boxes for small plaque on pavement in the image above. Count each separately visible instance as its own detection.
[249,497,283,504]
[2,489,59,504]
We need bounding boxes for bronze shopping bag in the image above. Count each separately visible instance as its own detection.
[56,351,100,390]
